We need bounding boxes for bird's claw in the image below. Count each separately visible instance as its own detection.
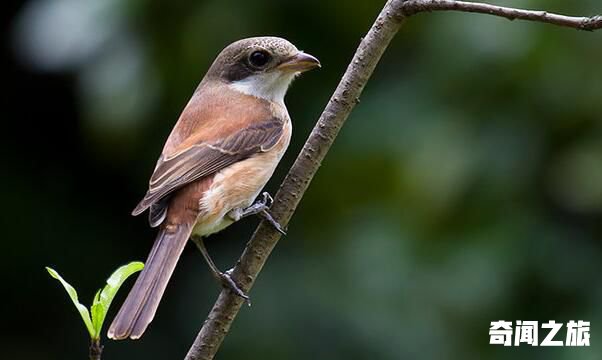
[257,192,286,235]
[217,269,251,305]
[237,192,287,235]
[260,192,274,208]
[259,209,287,235]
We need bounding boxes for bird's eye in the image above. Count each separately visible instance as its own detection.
[248,50,271,68]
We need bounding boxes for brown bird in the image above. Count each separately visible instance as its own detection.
[108,37,320,340]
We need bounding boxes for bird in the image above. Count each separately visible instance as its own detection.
[107,36,320,340]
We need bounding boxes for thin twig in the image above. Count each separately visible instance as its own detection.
[184,1,601,359]
[400,0,602,31]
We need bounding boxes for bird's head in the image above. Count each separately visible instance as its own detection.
[205,36,320,104]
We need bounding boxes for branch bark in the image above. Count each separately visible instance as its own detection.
[185,1,601,359]
[401,0,602,30]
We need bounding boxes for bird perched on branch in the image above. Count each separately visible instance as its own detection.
[108,37,320,340]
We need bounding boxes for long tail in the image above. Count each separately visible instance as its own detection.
[108,222,193,340]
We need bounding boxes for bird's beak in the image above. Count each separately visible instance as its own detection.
[277,52,321,72]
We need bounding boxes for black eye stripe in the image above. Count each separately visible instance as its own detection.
[249,50,271,68]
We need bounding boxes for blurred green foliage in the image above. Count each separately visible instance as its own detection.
[4,0,602,359]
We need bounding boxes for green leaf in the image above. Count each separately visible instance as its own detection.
[46,267,95,338]
[90,261,144,338]
[90,289,104,339]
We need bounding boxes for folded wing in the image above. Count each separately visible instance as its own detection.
[133,117,284,223]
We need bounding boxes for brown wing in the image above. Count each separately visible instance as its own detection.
[133,117,284,218]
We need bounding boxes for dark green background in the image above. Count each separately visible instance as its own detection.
[3,0,601,359]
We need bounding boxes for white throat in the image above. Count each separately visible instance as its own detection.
[229,71,297,104]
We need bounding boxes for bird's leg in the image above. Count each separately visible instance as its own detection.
[228,192,287,235]
[191,235,250,303]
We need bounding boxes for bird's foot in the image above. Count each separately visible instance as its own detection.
[258,207,287,235]
[191,235,251,305]
[239,192,274,216]
[216,268,251,305]
[230,192,287,235]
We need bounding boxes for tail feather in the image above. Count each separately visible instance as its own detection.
[108,223,193,340]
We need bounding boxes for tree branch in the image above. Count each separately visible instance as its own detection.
[401,0,602,31]
[184,1,601,359]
